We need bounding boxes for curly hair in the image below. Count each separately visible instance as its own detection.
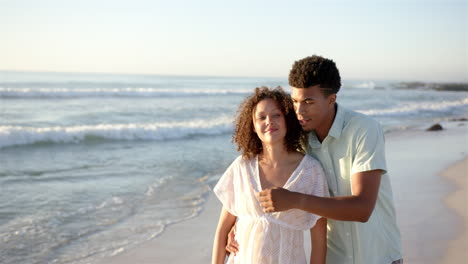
[233,86,306,160]
[288,55,342,96]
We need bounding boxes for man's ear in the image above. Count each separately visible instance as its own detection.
[328,94,337,105]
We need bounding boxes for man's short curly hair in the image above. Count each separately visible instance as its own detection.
[233,86,306,160]
[288,55,342,96]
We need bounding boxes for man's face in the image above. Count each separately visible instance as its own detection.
[290,85,336,132]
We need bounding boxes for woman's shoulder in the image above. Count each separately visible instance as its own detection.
[303,154,321,167]
[288,151,305,164]
[288,154,328,196]
[301,155,327,178]
[230,154,256,168]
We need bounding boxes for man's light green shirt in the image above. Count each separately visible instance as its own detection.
[306,104,402,264]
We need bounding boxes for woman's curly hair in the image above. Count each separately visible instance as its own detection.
[233,86,306,159]
[288,55,342,96]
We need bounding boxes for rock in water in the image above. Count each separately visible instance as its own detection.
[449,117,468,122]
[426,124,443,131]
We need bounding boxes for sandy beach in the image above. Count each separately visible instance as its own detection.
[100,120,467,264]
[440,158,468,263]
[385,121,467,264]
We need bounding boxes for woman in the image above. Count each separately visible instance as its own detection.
[212,86,329,263]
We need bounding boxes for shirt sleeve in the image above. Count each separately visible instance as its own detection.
[213,156,241,216]
[351,118,387,175]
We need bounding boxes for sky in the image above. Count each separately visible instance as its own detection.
[1,0,467,81]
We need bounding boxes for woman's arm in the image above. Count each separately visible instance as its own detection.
[212,207,237,264]
[310,217,327,264]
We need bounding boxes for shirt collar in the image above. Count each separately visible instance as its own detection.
[308,103,345,148]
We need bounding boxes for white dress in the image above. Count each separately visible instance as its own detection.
[214,155,329,264]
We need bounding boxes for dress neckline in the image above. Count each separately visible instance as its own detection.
[254,155,306,192]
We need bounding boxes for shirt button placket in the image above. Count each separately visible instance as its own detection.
[323,146,337,194]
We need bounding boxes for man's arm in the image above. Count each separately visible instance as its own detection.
[225,222,239,255]
[258,169,382,222]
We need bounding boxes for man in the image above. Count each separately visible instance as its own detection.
[228,55,403,263]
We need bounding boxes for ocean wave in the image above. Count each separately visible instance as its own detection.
[0,87,250,98]
[351,81,376,89]
[0,118,233,148]
[358,98,468,116]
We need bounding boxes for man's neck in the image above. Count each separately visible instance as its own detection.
[315,103,338,143]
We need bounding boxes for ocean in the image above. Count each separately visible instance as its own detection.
[1,71,467,264]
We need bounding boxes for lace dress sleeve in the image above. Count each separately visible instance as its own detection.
[213,156,242,216]
[304,156,330,229]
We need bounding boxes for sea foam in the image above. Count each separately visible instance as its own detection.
[358,98,468,117]
[352,81,376,89]
[0,118,233,148]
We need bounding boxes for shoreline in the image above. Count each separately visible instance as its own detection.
[97,191,221,264]
[384,121,467,264]
[99,121,467,264]
[440,158,468,263]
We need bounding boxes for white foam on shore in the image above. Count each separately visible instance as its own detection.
[359,98,468,117]
[352,81,376,89]
[0,118,234,148]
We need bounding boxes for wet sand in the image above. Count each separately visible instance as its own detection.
[440,158,468,263]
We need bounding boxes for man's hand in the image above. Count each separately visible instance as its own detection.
[225,223,238,255]
[258,187,296,212]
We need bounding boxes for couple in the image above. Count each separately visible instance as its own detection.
[212,55,403,264]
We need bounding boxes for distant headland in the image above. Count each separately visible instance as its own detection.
[392,82,468,92]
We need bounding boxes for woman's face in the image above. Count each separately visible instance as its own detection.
[252,98,287,146]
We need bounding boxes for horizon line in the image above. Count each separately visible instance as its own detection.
[0,69,466,84]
